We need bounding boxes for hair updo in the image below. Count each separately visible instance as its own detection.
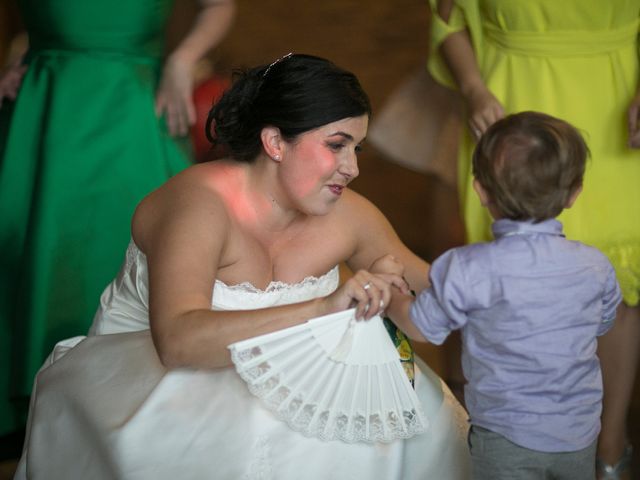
[206,54,371,162]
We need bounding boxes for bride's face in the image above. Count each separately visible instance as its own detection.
[279,115,368,215]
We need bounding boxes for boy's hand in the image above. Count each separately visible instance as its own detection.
[369,255,410,294]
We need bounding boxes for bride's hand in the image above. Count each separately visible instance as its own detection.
[322,270,405,320]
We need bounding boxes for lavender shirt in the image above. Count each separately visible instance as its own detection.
[410,219,621,452]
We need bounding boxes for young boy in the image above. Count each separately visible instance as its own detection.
[385,112,622,479]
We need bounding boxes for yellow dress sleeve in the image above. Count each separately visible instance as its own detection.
[427,0,484,89]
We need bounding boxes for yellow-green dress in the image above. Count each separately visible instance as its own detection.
[0,0,190,435]
[428,0,640,307]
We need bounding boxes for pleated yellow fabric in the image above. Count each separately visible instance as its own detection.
[428,0,640,306]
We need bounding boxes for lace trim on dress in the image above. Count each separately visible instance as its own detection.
[215,266,340,294]
[124,239,140,271]
[125,238,339,297]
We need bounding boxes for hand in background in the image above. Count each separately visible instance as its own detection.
[154,0,235,138]
[463,83,505,141]
[627,91,640,148]
[0,56,27,109]
[155,55,197,137]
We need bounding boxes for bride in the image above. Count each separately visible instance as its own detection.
[16,54,470,479]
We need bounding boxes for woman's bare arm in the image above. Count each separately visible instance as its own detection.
[155,0,235,136]
[435,0,503,137]
[341,190,430,293]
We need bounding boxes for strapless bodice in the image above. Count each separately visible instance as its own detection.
[89,240,340,335]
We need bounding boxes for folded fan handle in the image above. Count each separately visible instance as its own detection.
[329,318,356,361]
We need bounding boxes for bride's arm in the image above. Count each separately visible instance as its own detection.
[132,180,395,370]
[341,190,431,293]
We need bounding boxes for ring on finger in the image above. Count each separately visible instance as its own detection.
[363,282,371,290]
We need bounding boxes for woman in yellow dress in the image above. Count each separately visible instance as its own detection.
[428,1,640,478]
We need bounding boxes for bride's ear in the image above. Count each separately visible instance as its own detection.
[260,126,283,162]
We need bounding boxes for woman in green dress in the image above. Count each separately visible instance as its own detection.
[428,0,640,478]
[0,0,235,441]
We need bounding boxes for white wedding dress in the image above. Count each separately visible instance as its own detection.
[16,241,470,480]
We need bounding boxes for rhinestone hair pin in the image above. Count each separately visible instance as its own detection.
[263,52,293,78]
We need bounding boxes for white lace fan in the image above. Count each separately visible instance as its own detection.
[228,308,428,443]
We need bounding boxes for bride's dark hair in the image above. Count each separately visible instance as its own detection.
[206,54,371,162]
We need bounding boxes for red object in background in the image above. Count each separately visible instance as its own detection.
[191,74,230,162]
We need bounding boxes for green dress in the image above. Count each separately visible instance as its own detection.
[0,0,190,435]
[428,0,640,306]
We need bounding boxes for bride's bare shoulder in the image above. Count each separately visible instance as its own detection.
[143,161,243,205]
[167,160,243,190]
[132,161,244,247]
[333,188,386,225]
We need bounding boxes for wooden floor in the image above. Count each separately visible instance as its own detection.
[1,0,639,477]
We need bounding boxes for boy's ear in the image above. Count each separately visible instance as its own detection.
[565,184,583,209]
[260,126,283,161]
[472,179,491,206]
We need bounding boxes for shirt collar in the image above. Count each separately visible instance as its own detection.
[492,218,564,239]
